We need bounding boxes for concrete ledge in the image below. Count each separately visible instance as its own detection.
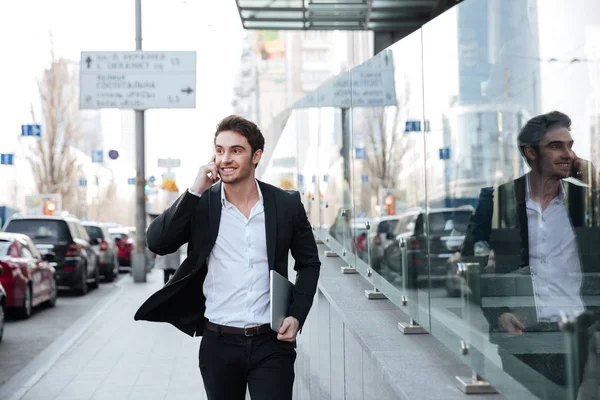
[297,244,505,400]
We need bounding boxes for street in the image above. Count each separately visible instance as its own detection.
[0,274,126,386]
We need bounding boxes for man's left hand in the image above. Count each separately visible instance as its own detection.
[277,317,299,342]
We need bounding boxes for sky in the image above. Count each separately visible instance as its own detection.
[0,0,245,191]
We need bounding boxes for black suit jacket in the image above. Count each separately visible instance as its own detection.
[134,180,321,337]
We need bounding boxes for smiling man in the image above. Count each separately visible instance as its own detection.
[134,115,320,400]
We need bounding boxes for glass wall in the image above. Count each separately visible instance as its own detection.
[264,0,600,398]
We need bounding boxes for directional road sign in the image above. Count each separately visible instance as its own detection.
[21,124,41,137]
[0,154,14,165]
[148,176,156,184]
[79,51,197,110]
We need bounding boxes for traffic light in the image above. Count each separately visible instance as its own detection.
[43,200,56,216]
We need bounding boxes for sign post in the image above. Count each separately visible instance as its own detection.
[79,5,196,283]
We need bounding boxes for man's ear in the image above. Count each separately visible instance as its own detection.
[252,149,263,166]
[524,146,537,164]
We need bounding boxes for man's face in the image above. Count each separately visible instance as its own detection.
[214,130,262,185]
[528,127,574,179]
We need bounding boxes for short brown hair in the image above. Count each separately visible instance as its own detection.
[518,111,571,165]
[214,115,265,156]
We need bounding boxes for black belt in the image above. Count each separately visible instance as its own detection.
[204,319,271,337]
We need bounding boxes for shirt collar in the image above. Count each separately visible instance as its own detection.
[525,173,566,205]
[221,180,263,208]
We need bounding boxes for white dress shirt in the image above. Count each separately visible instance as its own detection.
[189,182,270,328]
[525,175,585,322]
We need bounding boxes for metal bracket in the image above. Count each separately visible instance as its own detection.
[315,239,324,244]
[341,266,358,274]
[398,318,428,335]
[364,288,386,299]
[324,250,339,257]
[456,373,497,394]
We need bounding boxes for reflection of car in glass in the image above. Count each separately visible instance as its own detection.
[365,216,401,271]
[109,228,135,269]
[0,232,57,318]
[3,216,99,295]
[83,222,119,282]
[381,207,474,288]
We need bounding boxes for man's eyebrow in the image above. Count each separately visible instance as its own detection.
[215,144,246,150]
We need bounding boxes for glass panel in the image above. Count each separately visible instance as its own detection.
[348,30,429,327]
[423,0,600,398]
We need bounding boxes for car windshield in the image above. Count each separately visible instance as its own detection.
[4,219,71,243]
[85,226,104,241]
[0,240,11,256]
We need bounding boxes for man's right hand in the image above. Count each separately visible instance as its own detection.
[498,312,525,335]
[190,157,220,194]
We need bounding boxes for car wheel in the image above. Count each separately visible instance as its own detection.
[0,304,4,343]
[46,278,58,307]
[90,264,100,289]
[78,267,88,296]
[18,285,32,319]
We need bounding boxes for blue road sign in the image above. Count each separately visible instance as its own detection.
[361,174,369,183]
[0,154,14,165]
[21,124,41,137]
[92,150,104,163]
[405,120,421,133]
[312,175,316,183]
[355,147,367,160]
[323,175,329,183]
[439,147,451,160]
[297,174,304,183]
[148,176,156,184]
[128,178,136,185]
[79,179,87,187]
[108,150,119,160]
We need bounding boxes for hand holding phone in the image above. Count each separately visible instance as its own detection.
[190,155,220,194]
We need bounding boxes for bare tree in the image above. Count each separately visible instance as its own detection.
[361,79,411,195]
[27,48,81,211]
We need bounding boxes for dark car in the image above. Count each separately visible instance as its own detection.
[381,207,474,288]
[0,232,57,318]
[3,215,99,295]
[83,222,119,282]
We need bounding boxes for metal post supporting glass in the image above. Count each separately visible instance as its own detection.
[398,238,427,334]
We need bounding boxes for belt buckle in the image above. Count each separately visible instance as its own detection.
[244,326,259,337]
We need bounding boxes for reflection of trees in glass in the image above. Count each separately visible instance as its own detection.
[360,80,411,205]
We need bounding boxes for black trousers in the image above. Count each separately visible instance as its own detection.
[199,329,296,400]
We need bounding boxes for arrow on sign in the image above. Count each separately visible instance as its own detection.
[85,56,92,69]
[181,87,194,95]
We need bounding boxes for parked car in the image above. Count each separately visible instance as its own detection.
[381,207,474,288]
[0,232,57,318]
[3,215,99,295]
[109,228,135,269]
[82,222,119,282]
[0,280,6,343]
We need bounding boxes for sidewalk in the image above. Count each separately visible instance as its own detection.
[5,269,207,400]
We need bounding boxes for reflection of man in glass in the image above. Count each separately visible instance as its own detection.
[461,111,598,398]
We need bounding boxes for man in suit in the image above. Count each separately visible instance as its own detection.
[134,115,321,400]
[459,111,599,399]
